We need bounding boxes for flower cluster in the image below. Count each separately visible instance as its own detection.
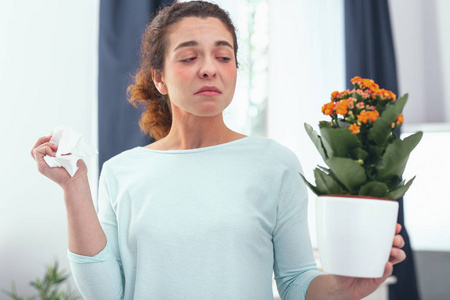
[321,76,403,134]
[302,77,423,200]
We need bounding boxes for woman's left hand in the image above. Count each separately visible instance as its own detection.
[389,223,406,264]
[333,223,406,300]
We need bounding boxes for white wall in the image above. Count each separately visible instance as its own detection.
[389,0,450,124]
[0,0,99,295]
[402,129,450,251]
[390,0,450,251]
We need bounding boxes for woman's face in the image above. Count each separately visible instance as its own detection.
[154,17,237,118]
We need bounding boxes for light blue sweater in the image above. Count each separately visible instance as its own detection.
[68,136,322,299]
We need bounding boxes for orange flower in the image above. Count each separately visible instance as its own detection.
[390,91,397,100]
[349,123,360,134]
[357,110,380,123]
[331,91,339,98]
[352,76,379,92]
[322,101,335,116]
[367,110,380,122]
[373,88,397,101]
[336,99,350,116]
[352,77,397,101]
[351,76,362,83]
[396,114,404,124]
[357,111,368,123]
[385,90,397,100]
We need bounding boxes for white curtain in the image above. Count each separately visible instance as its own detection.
[266,0,346,246]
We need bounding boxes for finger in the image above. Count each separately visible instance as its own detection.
[383,262,393,279]
[31,136,52,157]
[32,142,57,160]
[32,135,52,149]
[396,223,402,234]
[36,141,58,151]
[33,145,57,160]
[393,235,405,248]
[45,141,58,152]
[375,262,393,285]
[389,248,407,265]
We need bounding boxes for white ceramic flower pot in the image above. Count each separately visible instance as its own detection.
[316,195,399,278]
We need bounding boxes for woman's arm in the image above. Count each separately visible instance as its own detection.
[32,136,123,299]
[62,173,107,256]
[272,150,323,299]
[31,135,106,256]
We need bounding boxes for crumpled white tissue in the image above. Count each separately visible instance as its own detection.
[43,126,97,177]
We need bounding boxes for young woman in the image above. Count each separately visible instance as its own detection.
[31,1,406,299]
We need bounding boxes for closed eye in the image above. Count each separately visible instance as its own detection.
[180,57,197,62]
[217,57,231,63]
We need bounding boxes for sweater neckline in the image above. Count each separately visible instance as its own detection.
[136,135,255,154]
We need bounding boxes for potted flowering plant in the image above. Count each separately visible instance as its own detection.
[302,77,422,278]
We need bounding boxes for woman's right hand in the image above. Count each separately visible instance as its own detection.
[30,135,88,189]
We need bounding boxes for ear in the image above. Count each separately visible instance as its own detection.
[152,69,168,95]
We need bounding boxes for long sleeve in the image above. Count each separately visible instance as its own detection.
[64,136,322,299]
[67,164,124,299]
[273,152,323,300]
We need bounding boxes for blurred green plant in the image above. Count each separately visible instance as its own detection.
[2,261,79,300]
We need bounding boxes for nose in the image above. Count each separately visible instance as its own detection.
[199,58,216,79]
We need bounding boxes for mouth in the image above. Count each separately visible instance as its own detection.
[195,86,222,96]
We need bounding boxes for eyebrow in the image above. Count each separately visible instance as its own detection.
[173,40,234,51]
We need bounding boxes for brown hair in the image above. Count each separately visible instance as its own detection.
[127,1,239,140]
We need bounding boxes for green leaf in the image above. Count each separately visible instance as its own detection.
[384,175,402,189]
[313,168,341,194]
[299,173,323,196]
[387,177,416,199]
[358,181,389,198]
[368,94,408,146]
[350,148,368,161]
[316,165,343,186]
[366,144,383,164]
[368,94,407,146]
[319,126,361,158]
[376,131,423,181]
[4,261,78,300]
[304,123,328,161]
[318,121,332,129]
[325,157,367,192]
[1,282,25,300]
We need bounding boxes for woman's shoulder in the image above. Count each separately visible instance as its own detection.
[248,135,296,153]
[243,135,302,167]
[101,147,148,173]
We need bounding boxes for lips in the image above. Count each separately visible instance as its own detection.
[195,86,222,95]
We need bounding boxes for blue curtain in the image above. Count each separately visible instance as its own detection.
[344,1,420,299]
[98,0,173,170]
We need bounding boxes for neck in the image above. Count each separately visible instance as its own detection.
[160,112,243,150]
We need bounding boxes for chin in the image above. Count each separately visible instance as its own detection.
[195,110,223,118]
[193,103,229,117]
